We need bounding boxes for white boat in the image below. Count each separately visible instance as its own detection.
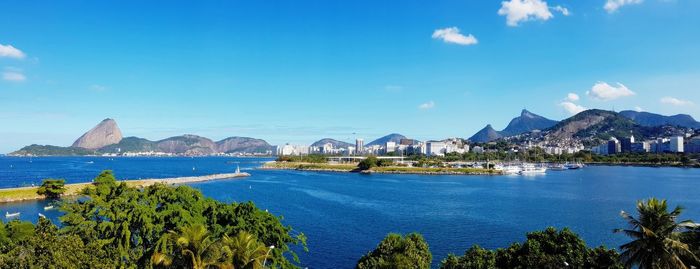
[38,213,46,218]
[519,163,547,175]
[5,212,20,218]
[495,164,522,175]
[44,205,54,211]
[548,163,566,171]
[564,162,584,170]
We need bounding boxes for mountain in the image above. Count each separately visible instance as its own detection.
[216,137,273,153]
[500,109,558,137]
[619,110,700,129]
[311,138,353,148]
[11,144,96,156]
[468,124,503,143]
[72,118,123,149]
[156,135,217,155]
[543,109,666,146]
[98,137,158,153]
[366,133,407,146]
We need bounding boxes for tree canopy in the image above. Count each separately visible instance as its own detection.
[36,178,66,199]
[356,233,432,269]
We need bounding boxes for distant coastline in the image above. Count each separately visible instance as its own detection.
[0,172,250,203]
[261,161,501,175]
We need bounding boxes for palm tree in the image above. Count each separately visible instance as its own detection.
[220,231,271,269]
[615,198,699,269]
[152,223,230,269]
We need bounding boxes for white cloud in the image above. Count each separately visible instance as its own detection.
[604,0,643,13]
[497,0,569,26]
[586,81,635,101]
[660,96,693,106]
[634,106,644,112]
[2,71,26,82]
[418,101,435,110]
[0,44,26,59]
[559,101,587,115]
[432,27,478,46]
[566,93,580,102]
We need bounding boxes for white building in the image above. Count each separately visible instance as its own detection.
[670,136,684,153]
[355,139,364,154]
[471,146,484,154]
[426,141,446,156]
[385,141,396,153]
[276,144,310,156]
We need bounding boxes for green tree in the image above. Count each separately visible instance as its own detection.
[91,170,117,196]
[221,231,271,269]
[615,198,700,268]
[152,223,227,269]
[358,156,379,170]
[440,245,495,269]
[36,178,66,199]
[356,233,432,269]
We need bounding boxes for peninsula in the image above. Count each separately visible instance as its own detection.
[0,172,250,203]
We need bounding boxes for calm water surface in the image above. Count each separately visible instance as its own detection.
[1,156,699,268]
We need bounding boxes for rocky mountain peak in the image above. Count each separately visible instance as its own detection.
[71,118,123,149]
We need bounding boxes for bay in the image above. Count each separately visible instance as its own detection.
[1,156,699,268]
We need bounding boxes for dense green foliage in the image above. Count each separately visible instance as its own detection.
[10,144,96,156]
[357,156,379,170]
[439,227,622,269]
[0,170,305,269]
[276,154,328,163]
[356,233,432,269]
[615,198,700,268]
[36,178,67,199]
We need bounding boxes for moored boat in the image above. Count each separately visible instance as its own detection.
[5,212,20,218]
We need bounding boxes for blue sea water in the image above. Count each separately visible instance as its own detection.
[1,156,699,268]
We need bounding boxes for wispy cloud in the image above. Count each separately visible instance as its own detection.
[418,101,435,110]
[660,96,693,106]
[498,0,569,27]
[565,93,580,102]
[432,27,478,46]
[586,81,635,101]
[559,101,586,115]
[0,44,26,59]
[2,71,26,82]
[604,0,643,13]
[634,106,644,112]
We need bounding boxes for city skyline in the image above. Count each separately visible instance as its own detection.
[2,1,700,153]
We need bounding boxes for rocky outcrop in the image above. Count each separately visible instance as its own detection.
[366,133,407,146]
[500,109,558,137]
[156,135,217,155]
[216,137,273,153]
[71,118,123,149]
[311,138,353,149]
[468,124,503,143]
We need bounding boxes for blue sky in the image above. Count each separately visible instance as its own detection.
[1,0,699,152]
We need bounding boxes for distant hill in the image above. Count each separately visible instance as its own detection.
[468,124,503,143]
[72,118,123,149]
[543,109,666,146]
[468,109,557,142]
[500,109,558,137]
[11,144,96,156]
[366,133,407,146]
[11,118,275,156]
[619,110,700,129]
[99,137,158,153]
[216,137,273,153]
[311,138,353,148]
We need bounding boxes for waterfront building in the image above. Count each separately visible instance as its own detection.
[687,137,700,153]
[607,137,621,155]
[426,141,446,156]
[670,136,684,153]
[631,141,651,153]
[355,139,364,155]
[385,141,396,153]
[620,136,635,153]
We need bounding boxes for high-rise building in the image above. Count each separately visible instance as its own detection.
[355,139,364,155]
[385,141,396,153]
[620,136,635,153]
[426,141,446,156]
[607,137,620,155]
[670,136,684,153]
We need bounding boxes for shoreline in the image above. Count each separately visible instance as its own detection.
[261,161,501,175]
[0,172,250,203]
